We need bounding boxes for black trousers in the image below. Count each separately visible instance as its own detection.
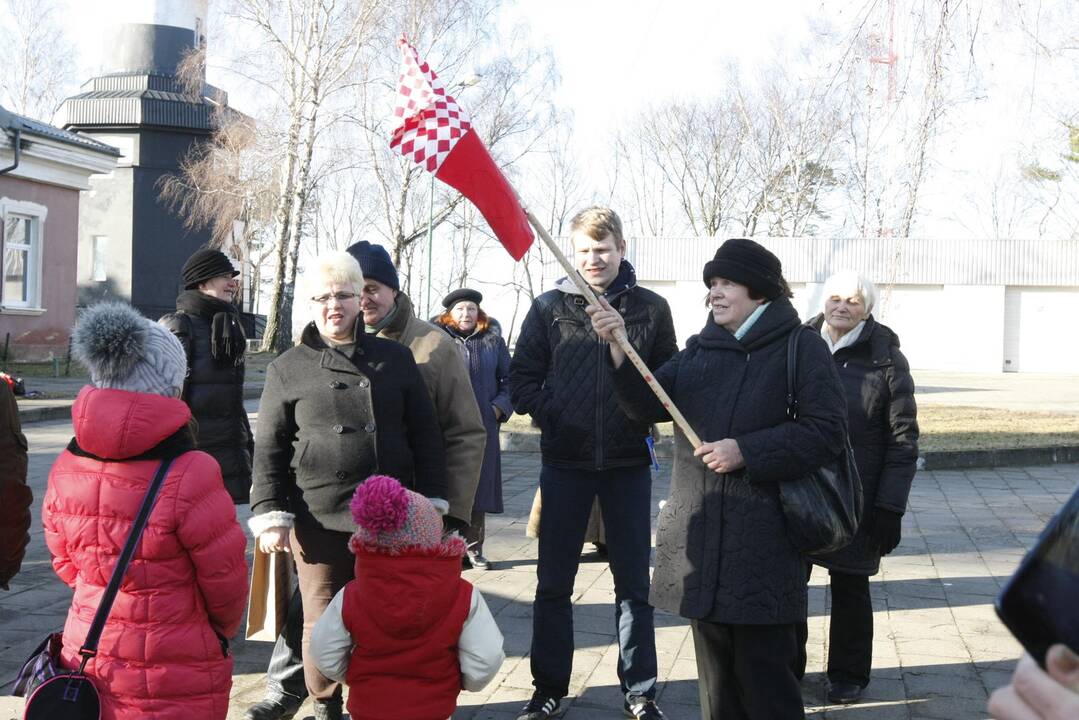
[266,587,307,701]
[691,620,805,720]
[796,567,873,687]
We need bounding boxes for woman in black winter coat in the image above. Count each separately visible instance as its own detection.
[248,252,447,718]
[801,270,919,705]
[589,239,848,720]
[160,249,252,503]
[433,288,512,570]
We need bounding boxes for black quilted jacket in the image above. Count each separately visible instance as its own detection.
[160,307,253,504]
[612,297,848,624]
[808,314,919,575]
[509,261,677,470]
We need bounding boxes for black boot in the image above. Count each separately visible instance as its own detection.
[245,695,302,720]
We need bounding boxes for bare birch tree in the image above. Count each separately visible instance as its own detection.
[224,0,386,352]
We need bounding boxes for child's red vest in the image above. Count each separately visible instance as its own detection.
[342,550,473,720]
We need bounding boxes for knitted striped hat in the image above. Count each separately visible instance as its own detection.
[72,302,187,397]
[349,475,465,557]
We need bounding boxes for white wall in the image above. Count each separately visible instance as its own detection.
[638,280,1036,373]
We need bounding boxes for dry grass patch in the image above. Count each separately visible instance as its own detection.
[917,405,1079,452]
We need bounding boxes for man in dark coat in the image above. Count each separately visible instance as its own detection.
[797,270,919,704]
[0,375,31,591]
[509,207,677,720]
[160,248,253,503]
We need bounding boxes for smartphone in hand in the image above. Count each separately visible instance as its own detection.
[995,486,1079,669]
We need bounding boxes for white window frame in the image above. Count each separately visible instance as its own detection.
[0,197,48,314]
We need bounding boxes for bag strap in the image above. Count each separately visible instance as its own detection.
[786,324,808,420]
[77,456,177,670]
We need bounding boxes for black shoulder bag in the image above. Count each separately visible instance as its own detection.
[13,457,176,719]
[776,325,864,555]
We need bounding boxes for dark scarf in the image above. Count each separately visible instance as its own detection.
[67,424,198,461]
[176,290,246,364]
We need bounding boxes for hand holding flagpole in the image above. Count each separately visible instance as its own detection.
[388,36,702,449]
[521,209,703,448]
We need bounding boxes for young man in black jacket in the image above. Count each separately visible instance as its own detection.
[509,207,677,720]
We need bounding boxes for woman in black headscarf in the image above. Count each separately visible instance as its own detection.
[160,248,252,503]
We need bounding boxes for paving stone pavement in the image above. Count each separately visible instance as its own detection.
[1,413,1075,719]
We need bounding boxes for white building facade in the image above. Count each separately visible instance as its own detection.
[539,236,1079,373]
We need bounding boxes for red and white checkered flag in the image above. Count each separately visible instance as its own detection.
[390,36,534,260]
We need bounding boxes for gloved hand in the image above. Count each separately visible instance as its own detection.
[443,514,469,535]
[869,508,903,555]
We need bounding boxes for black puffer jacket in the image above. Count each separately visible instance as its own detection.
[809,314,919,575]
[160,295,253,504]
[612,297,848,624]
[250,323,447,533]
[509,261,678,470]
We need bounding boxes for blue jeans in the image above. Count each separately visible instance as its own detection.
[531,464,658,701]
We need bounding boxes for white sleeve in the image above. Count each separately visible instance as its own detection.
[458,589,505,692]
[310,589,353,683]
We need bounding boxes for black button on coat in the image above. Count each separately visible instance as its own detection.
[249,323,447,533]
[808,314,920,575]
[611,297,848,624]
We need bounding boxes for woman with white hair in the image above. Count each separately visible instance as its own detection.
[248,251,448,720]
[799,270,920,705]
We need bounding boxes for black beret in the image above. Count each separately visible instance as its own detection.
[442,288,483,309]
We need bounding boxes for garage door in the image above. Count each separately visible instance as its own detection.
[1003,287,1079,373]
[875,285,944,369]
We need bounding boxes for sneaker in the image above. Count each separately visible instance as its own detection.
[517,691,565,719]
[826,681,864,704]
[624,697,666,719]
[468,551,491,570]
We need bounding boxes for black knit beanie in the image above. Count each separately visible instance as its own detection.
[702,238,784,300]
[182,249,238,290]
[345,241,400,292]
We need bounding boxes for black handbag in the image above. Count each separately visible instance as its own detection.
[13,457,176,719]
[777,325,864,554]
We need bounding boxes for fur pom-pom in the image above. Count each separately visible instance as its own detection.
[72,302,147,385]
[350,475,409,534]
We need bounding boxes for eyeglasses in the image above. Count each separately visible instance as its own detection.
[310,292,358,304]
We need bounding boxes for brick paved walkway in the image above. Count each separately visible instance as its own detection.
[1,415,1075,719]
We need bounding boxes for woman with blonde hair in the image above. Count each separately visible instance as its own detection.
[248,251,448,720]
[799,269,919,705]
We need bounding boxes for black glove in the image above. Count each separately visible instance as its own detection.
[869,508,903,555]
[442,515,469,535]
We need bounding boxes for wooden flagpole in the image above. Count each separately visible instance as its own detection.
[523,209,703,448]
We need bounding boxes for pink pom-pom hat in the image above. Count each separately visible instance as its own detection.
[348,475,465,558]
